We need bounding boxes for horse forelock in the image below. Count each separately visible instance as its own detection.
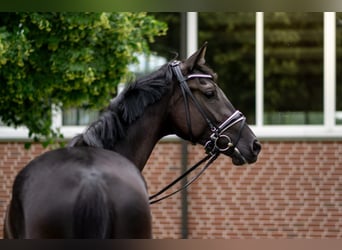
[72,63,173,150]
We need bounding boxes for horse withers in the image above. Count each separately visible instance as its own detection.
[4,43,261,238]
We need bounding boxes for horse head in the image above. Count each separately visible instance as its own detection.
[169,42,261,165]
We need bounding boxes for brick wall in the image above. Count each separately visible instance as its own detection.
[1,141,342,238]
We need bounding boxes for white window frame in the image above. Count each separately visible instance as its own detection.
[252,12,342,140]
[1,12,342,141]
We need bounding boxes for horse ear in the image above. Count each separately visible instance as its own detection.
[182,42,208,72]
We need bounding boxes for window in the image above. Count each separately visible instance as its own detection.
[198,12,256,124]
[1,12,341,140]
[148,13,181,58]
[264,13,324,125]
[62,108,99,126]
[337,12,342,125]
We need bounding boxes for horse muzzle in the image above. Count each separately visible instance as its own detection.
[204,135,248,165]
[203,110,261,166]
[204,111,246,154]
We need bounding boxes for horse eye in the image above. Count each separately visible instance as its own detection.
[204,91,215,99]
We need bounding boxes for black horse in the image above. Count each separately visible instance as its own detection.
[4,43,261,238]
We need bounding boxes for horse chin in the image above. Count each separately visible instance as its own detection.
[230,148,248,166]
[232,155,247,166]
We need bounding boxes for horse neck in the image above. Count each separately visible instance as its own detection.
[113,94,172,171]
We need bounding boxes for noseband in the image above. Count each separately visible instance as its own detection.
[149,61,247,204]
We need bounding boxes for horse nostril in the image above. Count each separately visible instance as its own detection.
[252,140,261,156]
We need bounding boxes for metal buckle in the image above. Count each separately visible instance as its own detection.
[170,60,182,69]
[214,135,234,152]
[204,110,246,155]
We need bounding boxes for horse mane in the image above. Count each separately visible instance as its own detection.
[68,63,173,150]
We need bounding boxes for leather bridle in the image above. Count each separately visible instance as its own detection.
[170,60,247,157]
[149,61,247,204]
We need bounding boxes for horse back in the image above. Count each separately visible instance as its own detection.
[5,147,151,238]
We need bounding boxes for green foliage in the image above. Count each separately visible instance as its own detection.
[0,12,166,145]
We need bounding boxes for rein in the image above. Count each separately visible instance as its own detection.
[149,153,218,205]
[149,61,246,205]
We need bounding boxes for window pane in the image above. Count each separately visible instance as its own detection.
[198,12,256,124]
[148,13,181,58]
[62,108,99,126]
[264,13,324,125]
[337,12,342,125]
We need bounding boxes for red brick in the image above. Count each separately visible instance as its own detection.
[1,141,342,239]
